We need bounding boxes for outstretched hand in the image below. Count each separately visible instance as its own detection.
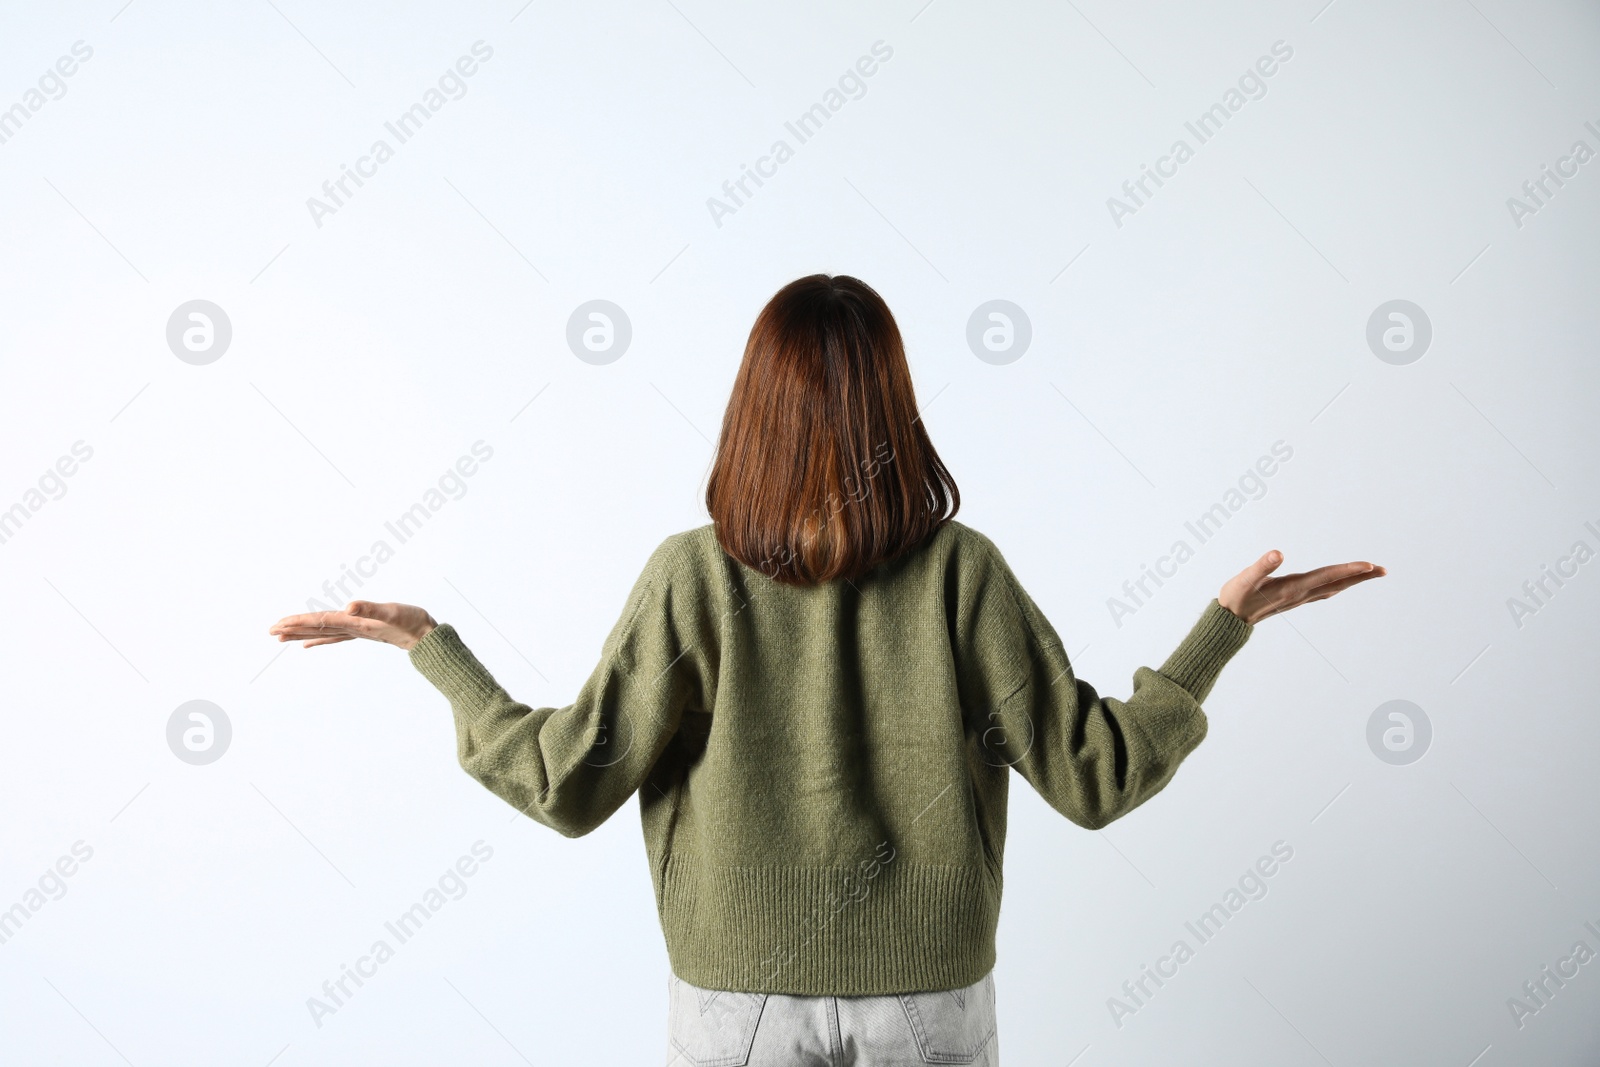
[1219,551,1386,625]
[268,601,437,651]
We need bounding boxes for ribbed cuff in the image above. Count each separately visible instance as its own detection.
[1157,599,1253,704]
[407,623,499,705]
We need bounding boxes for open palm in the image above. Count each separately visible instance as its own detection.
[1220,551,1386,625]
[268,601,436,651]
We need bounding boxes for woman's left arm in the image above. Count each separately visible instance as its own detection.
[268,548,707,837]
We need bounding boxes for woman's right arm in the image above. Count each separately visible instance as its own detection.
[956,535,1383,830]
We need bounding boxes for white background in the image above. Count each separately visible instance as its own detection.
[2,1,1598,1064]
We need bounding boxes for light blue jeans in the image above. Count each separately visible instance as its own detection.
[666,970,998,1066]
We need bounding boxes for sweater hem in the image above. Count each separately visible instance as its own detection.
[656,855,1000,996]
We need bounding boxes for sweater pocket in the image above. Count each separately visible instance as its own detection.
[667,973,768,1066]
[898,971,997,1064]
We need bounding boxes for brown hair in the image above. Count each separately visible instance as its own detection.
[705,274,960,585]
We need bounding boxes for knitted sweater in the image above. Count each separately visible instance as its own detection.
[407,520,1253,995]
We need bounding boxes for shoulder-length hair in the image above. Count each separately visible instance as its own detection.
[705,274,960,586]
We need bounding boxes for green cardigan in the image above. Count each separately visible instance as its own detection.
[407,520,1253,995]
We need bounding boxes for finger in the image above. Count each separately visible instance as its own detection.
[272,619,363,635]
[271,613,374,636]
[276,631,380,646]
[1300,566,1387,603]
[1275,561,1379,600]
[269,614,321,632]
[278,633,353,646]
[273,622,377,641]
[1260,566,1385,619]
[301,635,356,648]
[1244,550,1284,588]
[270,611,359,632]
[1295,560,1380,586]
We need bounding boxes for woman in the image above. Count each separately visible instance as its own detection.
[270,274,1384,1066]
